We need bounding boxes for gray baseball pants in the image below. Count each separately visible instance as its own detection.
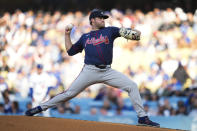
[40,64,147,117]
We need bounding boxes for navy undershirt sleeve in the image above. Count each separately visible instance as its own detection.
[110,27,120,39]
[67,36,84,56]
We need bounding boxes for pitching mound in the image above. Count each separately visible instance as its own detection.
[0,116,183,131]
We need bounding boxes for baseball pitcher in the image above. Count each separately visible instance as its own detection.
[25,9,160,127]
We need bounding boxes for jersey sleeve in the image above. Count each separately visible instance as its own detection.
[110,27,120,39]
[67,35,84,56]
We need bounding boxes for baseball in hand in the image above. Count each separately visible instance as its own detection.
[66,24,73,30]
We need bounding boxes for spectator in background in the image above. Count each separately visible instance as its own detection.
[14,69,29,98]
[28,64,56,116]
[116,107,122,115]
[2,90,12,113]
[144,104,157,116]
[102,99,111,110]
[74,105,80,114]
[94,86,107,101]
[0,76,8,98]
[156,80,171,96]
[186,90,197,112]
[0,103,5,114]
[116,97,128,110]
[132,66,147,87]
[151,94,160,101]
[0,17,6,26]
[64,102,74,114]
[26,102,32,110]
[0,57,10,73]
[106,88,122,108]
[57,104,65,114]
[161,55,179,77]
[11,101,22,114]
[29,64,56,104]
[99,107,109,116]
[189,100,197,117]
[90,107,98,115]
[158,99,173,116]
[30,32,39,46]
[139,83,152,101]
[173,62,190,86]
[6,67,17,91]
[167,77,182,95]
[176,100,188,116]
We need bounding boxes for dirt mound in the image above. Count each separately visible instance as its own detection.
[0,116,183,131]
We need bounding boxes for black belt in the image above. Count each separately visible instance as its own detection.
[95,65,110,69]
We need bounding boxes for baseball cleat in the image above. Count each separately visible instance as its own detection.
[25,106,43,116]
[138,116,160,127]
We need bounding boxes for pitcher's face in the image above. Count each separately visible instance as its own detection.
[92,17,105,29]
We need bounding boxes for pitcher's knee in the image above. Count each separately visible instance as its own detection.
[124,82,138,93]
[64,90,77,99]
[132,82,138,89]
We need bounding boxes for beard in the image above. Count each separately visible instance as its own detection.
[98,23,105,29]
[99,26,105,29]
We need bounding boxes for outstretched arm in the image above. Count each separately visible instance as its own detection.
[119,28,141,40]
[65,24,73,51]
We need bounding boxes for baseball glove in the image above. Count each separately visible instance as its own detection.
[119,28,141,40]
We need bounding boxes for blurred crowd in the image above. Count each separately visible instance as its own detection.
[0,7,197,117]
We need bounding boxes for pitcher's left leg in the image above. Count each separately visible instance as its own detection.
[103,68,146,117]
[103,68,160,127]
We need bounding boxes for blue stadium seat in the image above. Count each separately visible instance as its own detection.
[17,97,32,111]
[89,100,103,108]
[160,96,187,109]
[69,98,93,110]
[122,110,136,116]
[145,101,158,109]
[123,98,132,107]
[168,96,187,109]
[50,110,68,118]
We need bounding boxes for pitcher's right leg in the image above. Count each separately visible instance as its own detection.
[25,65,100,116]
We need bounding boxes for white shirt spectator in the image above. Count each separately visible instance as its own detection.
[28,64,56,107]
[161,56,178,76]
[0,76,8,99]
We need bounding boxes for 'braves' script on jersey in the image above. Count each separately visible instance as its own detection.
[86,34,109,46]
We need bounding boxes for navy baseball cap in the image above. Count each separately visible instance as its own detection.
[89,9,109,21]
